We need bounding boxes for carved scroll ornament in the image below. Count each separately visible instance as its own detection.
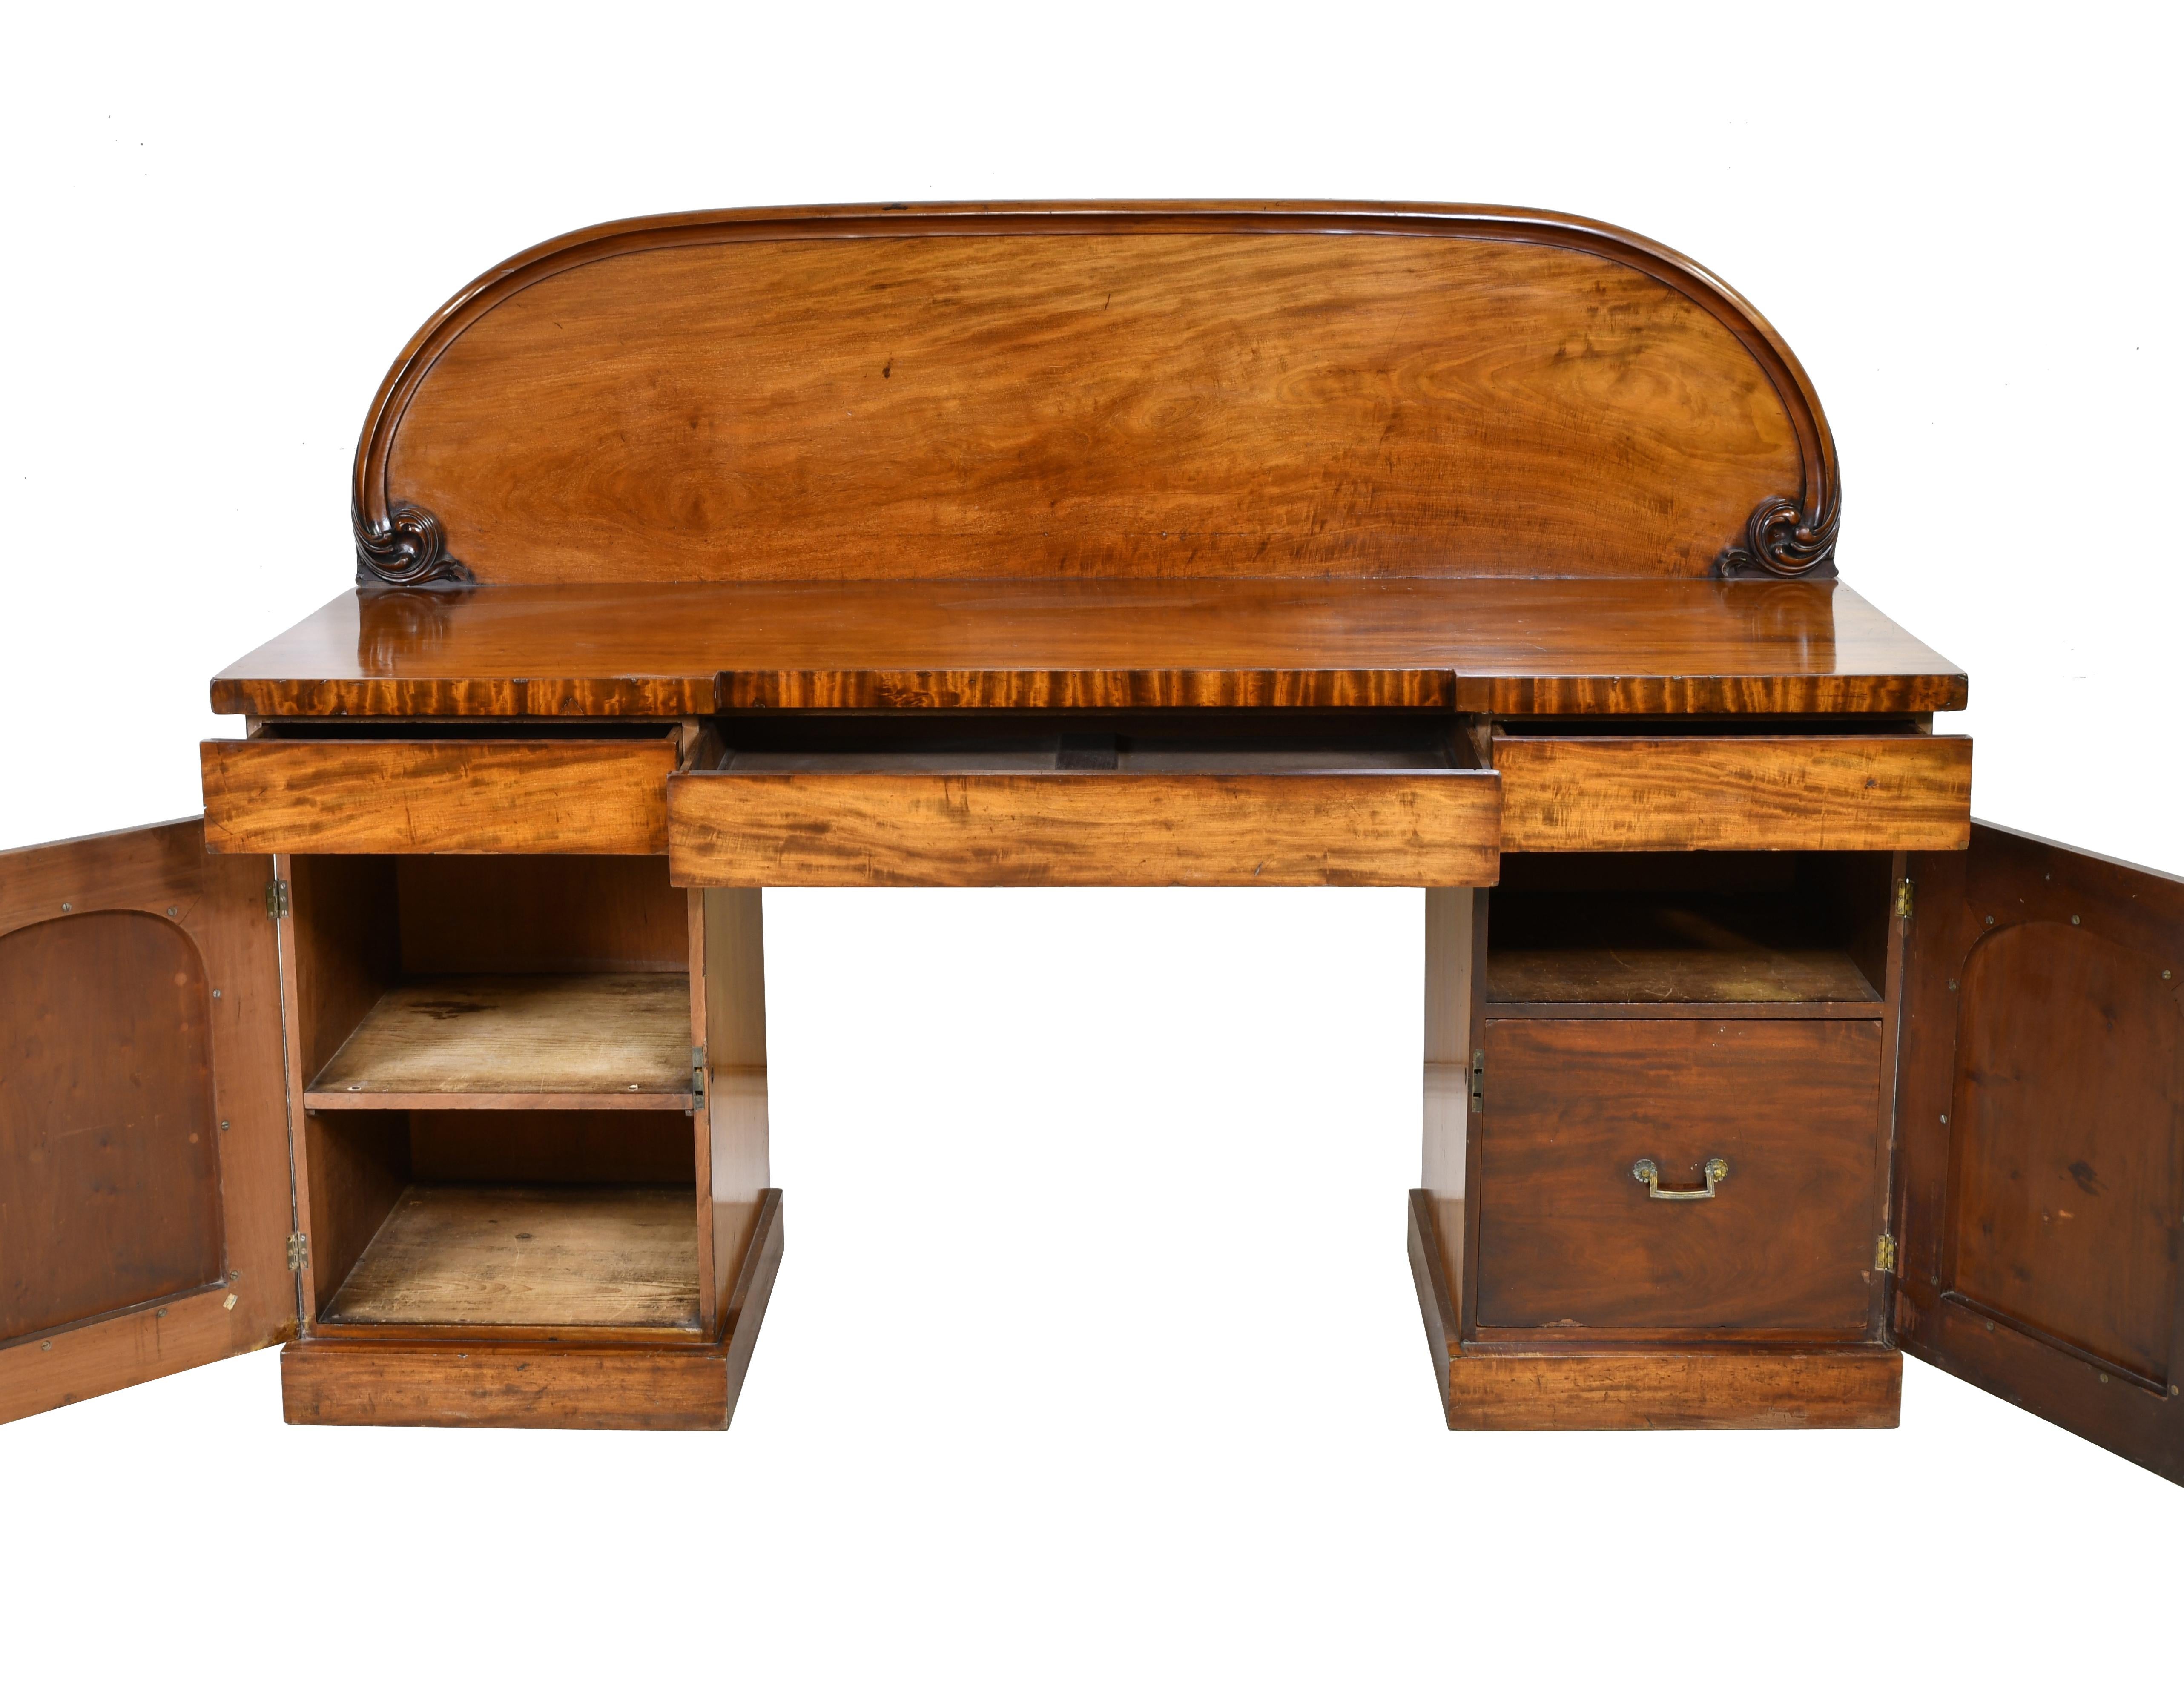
[1716,491,1841,579]
[353,501,472,588]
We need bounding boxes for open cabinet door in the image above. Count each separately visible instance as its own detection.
[1895,822,2184,1483]
[1,818,296,1423]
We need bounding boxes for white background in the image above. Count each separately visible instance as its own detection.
[3,4,2178,1687]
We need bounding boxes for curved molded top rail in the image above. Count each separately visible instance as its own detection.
[351,201,1840,588]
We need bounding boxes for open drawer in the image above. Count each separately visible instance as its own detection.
[1491,717,1972,852]
[668,712,1501,887]
[201,720,691,855]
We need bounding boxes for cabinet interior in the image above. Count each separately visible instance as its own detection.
[288,854,702,1332]
[1486,851,1893,1010]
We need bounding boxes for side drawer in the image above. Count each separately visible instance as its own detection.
[1473,1018,1886,1335]
[201,725,685,855]
[1493,730,1971,851]
[669,768,1500,887]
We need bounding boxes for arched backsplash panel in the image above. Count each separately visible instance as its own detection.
[352,203,1837,587]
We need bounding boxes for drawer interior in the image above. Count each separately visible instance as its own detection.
[703,709,1472,774]
[288,853,702,1332]
[1487,851,1892,1008]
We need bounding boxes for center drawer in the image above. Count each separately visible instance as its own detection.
[1473,1017,1886,1335]
[667,713,1501,887]
[201,721,689,855]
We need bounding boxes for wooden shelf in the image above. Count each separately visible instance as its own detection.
[305,973,692,1110]
[320,1184,700,1329]
[1486,892,1883,1009]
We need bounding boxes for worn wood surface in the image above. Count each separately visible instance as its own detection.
[1495,732,1972,852]
[1475,1018,1886,1332]
[361,205,1830,585]
[1894,823,2184,1483]
[320,1184,700,1328]
[0,821,295,1425]
[201,732,678,854]
[304,974,693,1108]
[211,579,1965,719]
[670,769,1500,887]
[282,1190,781,1427]
[1486,888,1883,1004]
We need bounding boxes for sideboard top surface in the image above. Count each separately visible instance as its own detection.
[211,578,1964,717]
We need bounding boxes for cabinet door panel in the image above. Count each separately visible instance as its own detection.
[0,819,295,1424]
[1896,822,2184,1483]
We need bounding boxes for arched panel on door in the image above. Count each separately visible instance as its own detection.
[0,910,225,1344]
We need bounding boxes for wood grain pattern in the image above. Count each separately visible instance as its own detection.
[1475,1018,1886,1332]
[201,732,678,854]
[1894,823,2184,1483]
[282,1190,781,1428]
[1408,1191,1897,1428]
[304,974,693,1108]
[0,823,296,1425]
[320,1184,700,1328]
[396,855,689,974]
[1495,733,1972,851]
[210,580,1966,720]
[0,911,222,1342]
[1442,1348,1902,1431]
[359,204,1831,586]
[669,769,1500,888]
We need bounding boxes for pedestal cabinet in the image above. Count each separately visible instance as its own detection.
[2,202,2176,1486]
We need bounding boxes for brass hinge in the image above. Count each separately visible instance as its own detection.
[286,1231,309,1273]
[1895,879,1914,922]
[265,878,291,920]
[691,1044,707,1110]
[1469,1049,1485,1114]
[1874,1233,1898,1273]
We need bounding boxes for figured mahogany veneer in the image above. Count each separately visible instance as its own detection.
[1493,731,1972,852]
[670,769,1500,888]
[201,727,682,854]
[352,202,1840,587]
[210,579,1964,720]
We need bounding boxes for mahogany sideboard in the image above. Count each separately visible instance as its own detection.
[3,203,2177,1485]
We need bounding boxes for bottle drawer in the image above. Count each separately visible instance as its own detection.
[200,723,687,855]
[1492,728,1971,852]
[1472,1018,1887,1335]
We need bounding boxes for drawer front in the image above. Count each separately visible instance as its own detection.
[668,769,1501,887]
[201,736,680,854]
[1494,734,1971,851]
[1474,1018,1885,1334]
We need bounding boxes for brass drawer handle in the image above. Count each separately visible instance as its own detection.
[1631,1156,1728,1200]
